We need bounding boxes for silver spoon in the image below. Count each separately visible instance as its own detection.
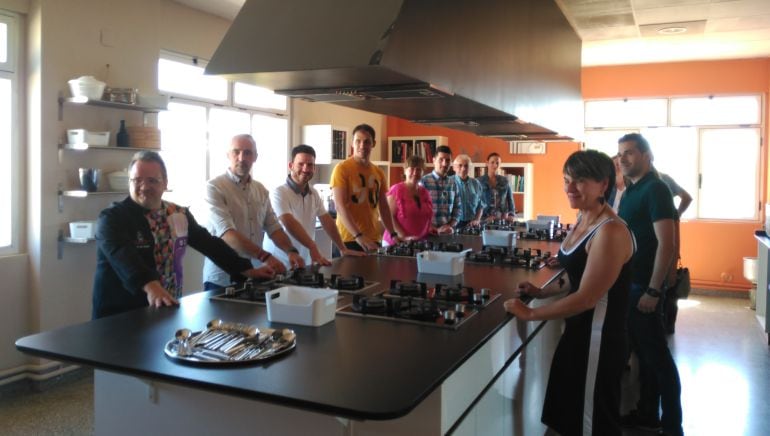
[175,328,192,356]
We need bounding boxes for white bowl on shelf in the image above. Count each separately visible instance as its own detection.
[67,76,106,100]
[107,171,129,191]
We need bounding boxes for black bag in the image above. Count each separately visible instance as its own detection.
[673,265,691,299]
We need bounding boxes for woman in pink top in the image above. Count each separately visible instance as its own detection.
[383,155,434,245]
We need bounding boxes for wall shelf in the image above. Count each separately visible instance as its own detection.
[57,229,95,260]
[60,143,153,151]
[58,96,164,121]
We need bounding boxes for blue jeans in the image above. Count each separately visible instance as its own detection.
[628,283,683,435]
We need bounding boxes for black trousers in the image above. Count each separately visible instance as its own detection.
[627,283,683,436]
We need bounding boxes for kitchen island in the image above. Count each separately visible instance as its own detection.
[16,237,567,435]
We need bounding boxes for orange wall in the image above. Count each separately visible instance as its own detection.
[385,117,581,226]
[584,58,770,292]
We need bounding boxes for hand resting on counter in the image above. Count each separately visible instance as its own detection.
[143,281,179,308]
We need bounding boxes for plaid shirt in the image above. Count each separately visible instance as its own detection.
[421,170,461,227]
[453,175,485,222]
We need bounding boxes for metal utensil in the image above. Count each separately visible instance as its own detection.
[175,328,192,356]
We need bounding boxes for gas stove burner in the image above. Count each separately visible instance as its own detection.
[465,251,495,263]
[393,298,441,322]
[329,274,365,290]
[435,242,464,252]
[352,295,388,315]
[482,246,509,256]
[389,280,428,298]
[220,280,274,302]
[434,283,475,303]
[456,226,482,236]
[384,243,416,257]
[283,269,326,287]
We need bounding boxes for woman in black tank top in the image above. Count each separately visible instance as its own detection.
[504,150,635,436]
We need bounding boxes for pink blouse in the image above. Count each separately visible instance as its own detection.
[383,182,434,245]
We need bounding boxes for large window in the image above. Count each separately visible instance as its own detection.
[157,52,289,218]
[0,11,19,254]
[584,96,762,221]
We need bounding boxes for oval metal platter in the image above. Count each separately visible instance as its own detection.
[164,326,296,365]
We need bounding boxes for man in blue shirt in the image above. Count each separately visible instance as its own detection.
[421,145,461,234]
[617,133,683,436]
[452,154,484,228]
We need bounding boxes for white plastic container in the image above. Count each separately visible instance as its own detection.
[67,76,106,100]
[69,221,97,239]
[482,229,517,248]
[265,286,338,327]
[67,129,110,146]
[526,219,553,232]
[416,250,470,276]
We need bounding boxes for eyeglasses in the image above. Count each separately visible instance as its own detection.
[130,177,163,186]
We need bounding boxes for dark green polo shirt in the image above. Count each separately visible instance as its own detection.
[618,171,677,288]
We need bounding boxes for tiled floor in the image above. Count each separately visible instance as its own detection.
[1,293,768,435]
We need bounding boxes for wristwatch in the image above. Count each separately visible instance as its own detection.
[645,287,662,298]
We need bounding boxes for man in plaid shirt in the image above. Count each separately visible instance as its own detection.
[420,145,461,234]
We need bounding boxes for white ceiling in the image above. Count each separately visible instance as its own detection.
[174,0,770,66]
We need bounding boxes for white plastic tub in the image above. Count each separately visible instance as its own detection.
[67,129,110,146]
[265,286,338,327]
[482,229,517,248]
[416,250,470,276]
[69,221,97,239]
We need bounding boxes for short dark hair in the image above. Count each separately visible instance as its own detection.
[405,155,425,168]
[291,144,316,160]
[486,152,501,161]
[129,150,167,180]
[352,124,376,141]
[563,150,615,203]
[618,132,651,154]
[436,145,452,156]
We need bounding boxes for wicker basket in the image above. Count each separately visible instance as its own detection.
[126,126,161,149]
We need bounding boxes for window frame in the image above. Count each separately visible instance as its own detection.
[583,94,764,223]
[0,10,20,255]
[156,53,291,210]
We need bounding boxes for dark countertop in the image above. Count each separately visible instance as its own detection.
[16,236,564,420]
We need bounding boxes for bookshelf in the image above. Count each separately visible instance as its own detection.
[387,135,448,166]
[471,162,534,220]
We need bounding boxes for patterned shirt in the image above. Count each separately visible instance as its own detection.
[145,202,188,298]
[477,174,515,218]
[421,170,461,227]
[453,175,485,223]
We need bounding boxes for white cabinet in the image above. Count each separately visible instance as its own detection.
[472,162,534,220]
[301,124,349,164]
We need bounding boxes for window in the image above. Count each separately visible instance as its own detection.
[0,11,18,254]
[584,98,668,128]
[584,96,762,221]
[157,52,289,217]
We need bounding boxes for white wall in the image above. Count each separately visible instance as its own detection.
[0,0,231,375]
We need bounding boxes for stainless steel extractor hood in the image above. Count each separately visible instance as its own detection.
[206,0,582,139]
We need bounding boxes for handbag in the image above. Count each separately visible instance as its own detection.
[673,264,691,299]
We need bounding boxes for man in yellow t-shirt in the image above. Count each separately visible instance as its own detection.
[330,124,399,252]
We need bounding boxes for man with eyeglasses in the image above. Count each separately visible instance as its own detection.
[203,134,304,290]
[421,145,461,234]
[92,150,272,319]
[452,154,485,229]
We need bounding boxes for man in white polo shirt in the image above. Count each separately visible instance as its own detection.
[264,144,363,267]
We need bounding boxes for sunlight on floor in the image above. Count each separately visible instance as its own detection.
[676,299,701,309]
[678,355,749,435]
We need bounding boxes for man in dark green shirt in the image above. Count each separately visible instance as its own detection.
[617,133,683,436]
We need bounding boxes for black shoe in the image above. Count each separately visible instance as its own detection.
[620,410,662,431]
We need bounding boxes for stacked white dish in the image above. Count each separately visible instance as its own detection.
[67,129,110,146]
[107,171,130,191]
[67,76,106,100]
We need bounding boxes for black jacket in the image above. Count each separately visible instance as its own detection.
[92,197,252,318]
